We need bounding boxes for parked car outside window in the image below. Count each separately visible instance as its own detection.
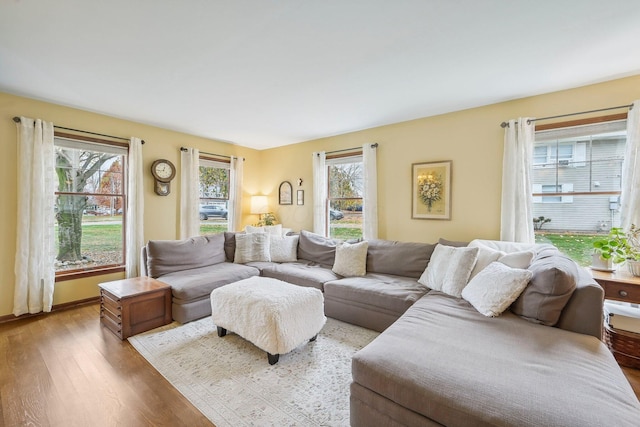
[330,209,344,220]
[200,205,228,220]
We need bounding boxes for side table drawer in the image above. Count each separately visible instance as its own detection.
[602,280,640,304]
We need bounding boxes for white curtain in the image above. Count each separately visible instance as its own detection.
[14,117,55,316]
[228,156,243,232]
[125,137,144,278]
[500,118,535,243]
[363,143,378,239]
[313,151,327,235]
[621,101,640,229]
[180,147,200,238]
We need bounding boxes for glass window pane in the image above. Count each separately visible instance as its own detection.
[55,195,123,271]
[199,162,230,234]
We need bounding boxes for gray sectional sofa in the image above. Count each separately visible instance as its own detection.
[140,229,640,426]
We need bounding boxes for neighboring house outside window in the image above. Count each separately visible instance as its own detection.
[532,119,625,233]
[54,136,128,279]
[327,154,363,240]
[199,158,230,235]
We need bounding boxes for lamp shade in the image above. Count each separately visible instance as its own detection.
[250,195,269,214]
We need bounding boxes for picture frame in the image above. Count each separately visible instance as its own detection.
[279,181,293,205]
[297,190,304,205]
[412,160,451,220]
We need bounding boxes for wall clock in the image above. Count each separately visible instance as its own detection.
[151,159,176,196]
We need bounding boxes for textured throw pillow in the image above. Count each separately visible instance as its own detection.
[418,244,479,297]
[332,241,369,277]
[462,262,533,317]
[245,224,283,236]
[234,232,271,263]
[269,235,299,263]
[511,250,578,326]
[468,244,535,280]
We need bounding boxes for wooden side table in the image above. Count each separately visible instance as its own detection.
[590,268,640,304]
[99,277,172,340]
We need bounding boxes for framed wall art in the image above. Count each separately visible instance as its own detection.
[412,160,451,220]
[279,181,293,205]
[297,190,304,205]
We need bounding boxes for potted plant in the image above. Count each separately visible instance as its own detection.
[592,225,640,275]
[256,212,277,227]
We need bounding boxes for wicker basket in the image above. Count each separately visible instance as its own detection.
[603,323,640,369]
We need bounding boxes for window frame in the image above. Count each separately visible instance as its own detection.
[53,132,128,282]
[198,156,231,233]
[326,152,364,238]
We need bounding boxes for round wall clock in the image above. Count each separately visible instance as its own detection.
[151,159,176,196]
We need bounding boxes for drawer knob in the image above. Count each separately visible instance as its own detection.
[619,290,628,297]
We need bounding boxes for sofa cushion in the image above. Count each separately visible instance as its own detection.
[437,237,469,247]
[260,261,340,291]
[234,232,271,263]
[462,262,533,317]
[146,234,226,278]
[366,239,436,278]
[418,244,479,297]
[224,232,237,262]
[333,241,368,277]
[324,273,428,317]
[511,247,579,326]
[269,234,299,262]
[245,224,283,236]
[297,230,337,265]
[352,292,640,427]
[158,262,259,301]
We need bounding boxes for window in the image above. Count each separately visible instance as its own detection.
[199,158,230,235]
[54,136,127,276]
[532,117,626,265]
[327,154,363,239]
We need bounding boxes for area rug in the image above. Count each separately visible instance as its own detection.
[128,317,379,426]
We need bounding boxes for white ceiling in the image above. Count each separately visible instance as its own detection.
[2,1,640,150]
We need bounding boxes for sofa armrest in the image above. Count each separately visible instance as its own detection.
[555,268,604,340]
[140,245,149,277]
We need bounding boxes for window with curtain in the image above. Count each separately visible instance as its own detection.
[199,157,230,234]
[327,153,363,239]
[54,135,128,278]
[532,117,627,265]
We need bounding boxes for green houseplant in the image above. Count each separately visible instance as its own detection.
[592,225,640,274]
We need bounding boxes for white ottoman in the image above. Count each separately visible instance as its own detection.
[210,276,326,364]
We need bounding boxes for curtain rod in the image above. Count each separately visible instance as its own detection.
[12,116,145,144]
[500,104,634,128]
[323,143,379,156]
[180,146,244,161]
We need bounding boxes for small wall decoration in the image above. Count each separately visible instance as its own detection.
[412,160,451,220]
[279,181,293,205]
[297,190,304,205]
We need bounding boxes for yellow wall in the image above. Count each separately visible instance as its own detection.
[2,74,639,317]
[0,92,261,317]
[261,74,640,243]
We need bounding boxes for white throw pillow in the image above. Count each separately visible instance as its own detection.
[418,245,479,297]
[467,244,535,280]
[332,241,369,277]
[234,232,271,263]
[269,235,299,262]
[245,224,283,236]
[461,261,533,317]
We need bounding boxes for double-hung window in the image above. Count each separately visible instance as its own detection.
[532,117,626,264]
[54,135,127,278]
[199,157,230,234]
[326,154,363,239]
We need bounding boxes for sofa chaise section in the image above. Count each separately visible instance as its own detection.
[351,291,640,426]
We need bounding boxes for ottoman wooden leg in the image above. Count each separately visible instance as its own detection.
[217,326,227,337]
[309,334,318,342]
[268,353,279,365]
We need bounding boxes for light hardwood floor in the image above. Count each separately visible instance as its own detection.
[0,303,212,427]
[1,303,639,426]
